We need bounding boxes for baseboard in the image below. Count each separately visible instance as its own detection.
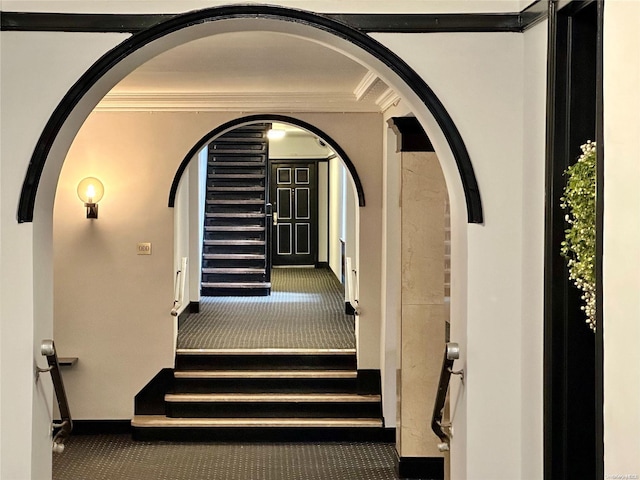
[397,456,444,480]
[345,301,357,315]
[315,261,329,269]
[134,368,174,415]
[189,301,200,314]
[383,427,396,442]
[357,369,381,395]
[71,420,132,435]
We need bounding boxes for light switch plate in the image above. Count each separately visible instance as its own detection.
[137,242,152,255]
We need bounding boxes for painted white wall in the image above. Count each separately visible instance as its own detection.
[521,20,547,480]
[317,161,329,264]
[53,112,177,420]
[0,30,128,480]
[328,157,345,278]
[372,32,530,478]
[603,2,640,476]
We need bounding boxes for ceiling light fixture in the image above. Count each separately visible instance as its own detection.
[267,129,286,140]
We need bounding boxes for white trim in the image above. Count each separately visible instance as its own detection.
[95,91,382,112]
[376,87,401,112]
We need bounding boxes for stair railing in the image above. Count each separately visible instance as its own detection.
[431,342,463,452]
[265,202,273,283]
[345,256,359,315]
[38,339,73,453]
[170,257,188,317]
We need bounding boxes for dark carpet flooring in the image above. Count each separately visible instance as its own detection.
[177,268,355,350]
[53,435,401,480]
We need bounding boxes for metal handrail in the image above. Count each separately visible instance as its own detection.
[39,339,73,453]
[431,342,463,452]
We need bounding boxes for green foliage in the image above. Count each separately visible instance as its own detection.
[560,141,596,331]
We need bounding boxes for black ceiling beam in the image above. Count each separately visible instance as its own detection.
[1,2,546,34]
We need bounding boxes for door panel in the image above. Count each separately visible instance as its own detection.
[271,162,317,266]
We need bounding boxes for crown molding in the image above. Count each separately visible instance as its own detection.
[376,88,401,112]
[353,71,379,101]
[95,91,382,112]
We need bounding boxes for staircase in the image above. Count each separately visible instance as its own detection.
[132,349,386,442]
[201,124,271,297]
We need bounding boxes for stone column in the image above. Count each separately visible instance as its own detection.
[390,118,447,479]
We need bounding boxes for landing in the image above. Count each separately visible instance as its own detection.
[177,268,355,350]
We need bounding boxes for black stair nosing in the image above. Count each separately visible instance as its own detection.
[212,138,266,144]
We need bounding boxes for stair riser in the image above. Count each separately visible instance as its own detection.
[201,287,271,296]
[133,427,391,443]
[204,217,265,227]
[202,273,266,283]
[166,402,382,419]
[173,378,357,394]
[210,167,265,176]
[202,259,266,269]
[203,246,265,257]
[208,179,265,189]
[205,205,265,215]
[175,354,357,371]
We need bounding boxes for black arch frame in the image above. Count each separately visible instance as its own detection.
[168,115,365,208]
[17,4,483,224]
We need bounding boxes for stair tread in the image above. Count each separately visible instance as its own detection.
[209,162,266,167]
[176,348,356,356]
[175,370,357,379]
[132,415,383,428]
[208,174,265,178]
[206,212,264,218]
[204,240,265,246]
[208,186,264,191]
[205,226,265,231]
[203,254,265,259]
[202,268,265,274]
[166,393,380,403]
[201,282,271,288]
[207,199,264,204]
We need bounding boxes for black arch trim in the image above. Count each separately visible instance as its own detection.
[168,115,366,208]
[17,5,483,223]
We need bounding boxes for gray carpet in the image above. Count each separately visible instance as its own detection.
[178,268,355,350]
[53,435,400,480]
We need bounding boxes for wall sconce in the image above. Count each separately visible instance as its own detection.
[77,177,104,219]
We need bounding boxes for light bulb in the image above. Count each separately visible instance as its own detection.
[77,177,104,204]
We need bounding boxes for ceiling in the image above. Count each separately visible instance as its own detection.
[97,31,398,113]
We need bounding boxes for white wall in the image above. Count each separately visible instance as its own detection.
[0,30,128,480]
[372,31,534,478]
[603,2,640,476]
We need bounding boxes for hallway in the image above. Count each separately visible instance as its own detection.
[178,267,355,350]
[52,268,406,480]
[52,435,401,480]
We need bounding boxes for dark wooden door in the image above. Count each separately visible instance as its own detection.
[270,162,318,266]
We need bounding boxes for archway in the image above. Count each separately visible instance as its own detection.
[21,6,481,478]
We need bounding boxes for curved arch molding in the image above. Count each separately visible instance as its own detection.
[168,115,366,208]
[17,5,483,224]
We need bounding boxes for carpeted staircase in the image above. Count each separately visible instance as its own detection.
[201,124,271,297]
[132,348,386,441]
